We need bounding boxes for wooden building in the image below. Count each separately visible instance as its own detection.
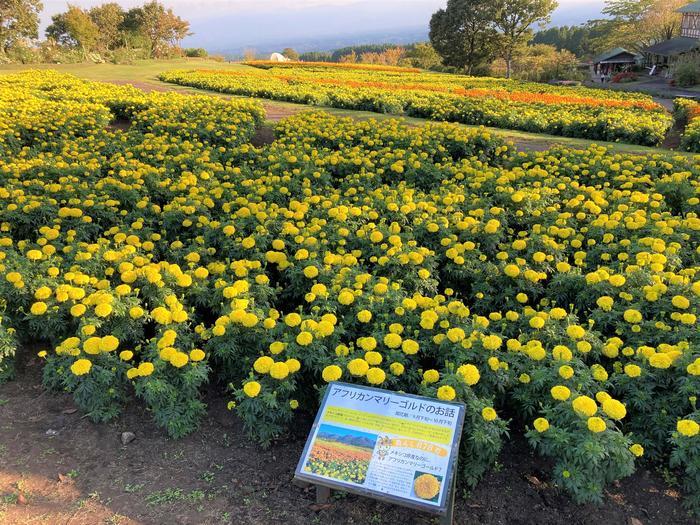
[644,1,700,73]
[592,48,639,80]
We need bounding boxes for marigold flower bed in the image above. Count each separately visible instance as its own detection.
[676,98,700,152]
[0,70,699,514]
[158,63,672,146]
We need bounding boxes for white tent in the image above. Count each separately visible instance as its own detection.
[269,53,290,62]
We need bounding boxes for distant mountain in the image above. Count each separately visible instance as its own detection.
[318,431,377,449]
[183,0,606,58]
[209,27,428,58]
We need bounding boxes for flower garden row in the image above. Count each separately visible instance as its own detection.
[675,98,700,153]
[157,63,672,147]
[0,70,699,513]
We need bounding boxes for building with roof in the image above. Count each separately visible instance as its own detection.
[643,1,700,73]
[592,47,639,79]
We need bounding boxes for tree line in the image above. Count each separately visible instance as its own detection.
[1,0,191,63]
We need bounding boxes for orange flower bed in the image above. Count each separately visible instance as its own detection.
[206,68,661,111]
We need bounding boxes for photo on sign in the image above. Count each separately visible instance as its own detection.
[412,471,443,502]
[303,424,378,485]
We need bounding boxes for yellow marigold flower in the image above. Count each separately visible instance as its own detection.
[70,359,92,376]
[596,296,614,311]
[437,385,456,401]
[366,367,386,385]
[83,336,102,355]
[482,335,502,350]
[623,309,642,324]
[348,358,369,377]
[296,331,314,346]
[533,418,549,432]
[129,306,144,319]
[303,265,319,278]
[30,302,48,315]
[26,249,43,260]
[190,349,206,362]
[384,333,402,349]
[138,362,154,376]
[457,364,480,386]
[602,398,626,420]
[677,419,700,437]
[649,353,671,369]
[243,381,261,398]
[119,350,134,361]
[551,385,571,401]
[559,365,574,380]
[672,295,690,309]
[390,362,405,375]
[254,356,274,374]
[34,286,52,300]
[170,352,189,368]
[482,407,497,421]
[587,416,606,433]
[99,335,119,352]
[624,364,642,377]
[290,400,299,409]
[286,358,301,373]
[322,365,342,382]
[270,362,290,380]
[423,369,440,384]
[566,325,585,339]
[629,444,644,457]
[285,313,302,327]
[529,316,545,329]
[338,290,354,305]
[401,339,419,355]
[357,310,372,323]
[503,264,520,278]
[365,351,382,366]
[572,395,597,417]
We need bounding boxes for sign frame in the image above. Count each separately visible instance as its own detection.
[293,382,466,517]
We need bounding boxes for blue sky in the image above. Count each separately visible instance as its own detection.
[41,0,607,53]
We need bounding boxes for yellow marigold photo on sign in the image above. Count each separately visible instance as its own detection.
[413,472,442,502]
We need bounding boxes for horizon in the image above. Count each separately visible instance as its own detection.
[40,0,608,55]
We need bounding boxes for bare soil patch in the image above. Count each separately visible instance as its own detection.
[0,362,693,525]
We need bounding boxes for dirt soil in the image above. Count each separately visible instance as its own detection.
[0,361,694,525]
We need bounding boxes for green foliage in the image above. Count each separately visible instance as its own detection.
[527,405,635,504]
[0,318,17,384]
[184,47,207,58]
[671,412,700,516]
[675,61,700,89]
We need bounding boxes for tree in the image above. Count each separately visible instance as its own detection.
[89,3,125,51]
[282,47,299,60]
[0,0,42,54]
[429,0,499,75]
[128,1,190,58]
[404,42,442,69]
[491,43,580,81]
[493,0,558,78]
[47,5,99,58]
[590,0,685,53]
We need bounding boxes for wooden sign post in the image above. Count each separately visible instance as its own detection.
[295,382,465,522]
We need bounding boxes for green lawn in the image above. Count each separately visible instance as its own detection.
[0,59,693,157]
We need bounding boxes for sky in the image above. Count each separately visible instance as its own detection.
[40,0,607,54]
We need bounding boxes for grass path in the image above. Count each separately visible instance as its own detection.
[0,58,692,156]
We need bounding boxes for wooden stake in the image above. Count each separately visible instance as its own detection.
[316,485,331,504]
